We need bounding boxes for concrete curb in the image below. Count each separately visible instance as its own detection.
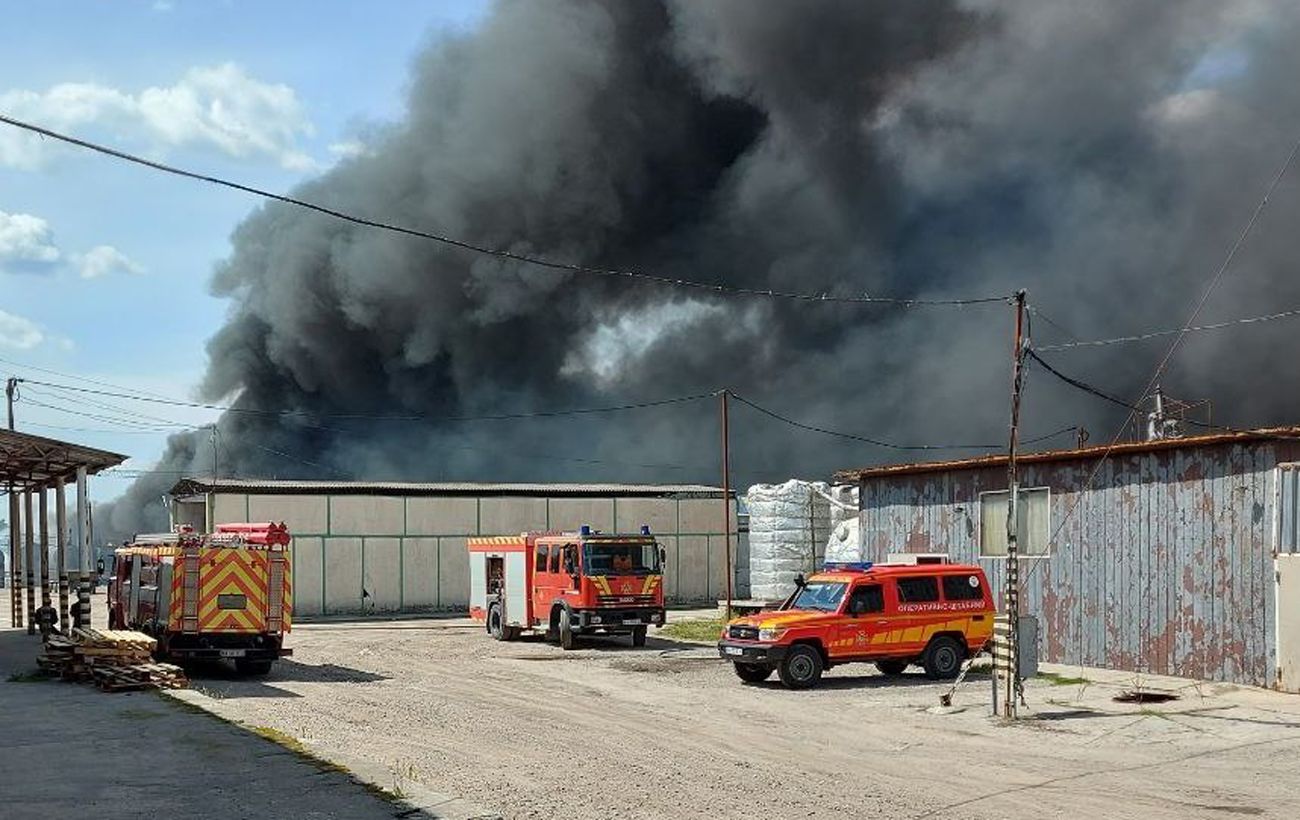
[162,688,500,820]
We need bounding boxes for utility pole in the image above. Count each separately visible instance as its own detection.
[5,376,16,430]
[209,425,219,479]
[719,389,733,621]
[1002,289,1028,718]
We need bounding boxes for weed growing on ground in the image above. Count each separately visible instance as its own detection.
[1038,671,1090,686]
[659,618,725,643]
[6,669,48,682]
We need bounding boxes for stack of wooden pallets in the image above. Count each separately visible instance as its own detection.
[35,628,189,691]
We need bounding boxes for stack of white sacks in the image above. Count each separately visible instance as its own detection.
[823,484,863,564]
[745,479,832,602]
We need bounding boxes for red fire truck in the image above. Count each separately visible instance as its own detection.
[107,522,293,675]
[467,526,666,648]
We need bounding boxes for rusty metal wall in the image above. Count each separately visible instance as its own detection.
[857,440,1300,688]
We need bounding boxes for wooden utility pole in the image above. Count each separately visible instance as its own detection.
[720,389,733,621]
[1002,289,1028,718]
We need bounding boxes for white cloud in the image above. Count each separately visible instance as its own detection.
[1150,88,1221,125]
[0,309,45,350]
[328,139,371,160]
[152,1,175,11]
[75,245,145,279]
[0,210,61,272]
[0,63,314,170]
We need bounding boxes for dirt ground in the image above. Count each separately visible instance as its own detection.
[156,608,1300,820]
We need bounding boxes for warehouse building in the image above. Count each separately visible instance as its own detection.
[168,478,739,616]
[836,428,1300,691]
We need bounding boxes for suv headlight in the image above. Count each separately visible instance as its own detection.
[758,627,785,642]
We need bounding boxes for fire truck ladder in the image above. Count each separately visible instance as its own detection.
[180,543,202,633]
[266,550,286,633]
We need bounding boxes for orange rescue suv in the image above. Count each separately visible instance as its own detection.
[718,561,994,689]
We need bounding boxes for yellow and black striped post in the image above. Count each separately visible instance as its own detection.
[38,486,51,630]
[24,491,35,634]
[75,467,91,629]
[55,476,69,635]
[8,490,20,628]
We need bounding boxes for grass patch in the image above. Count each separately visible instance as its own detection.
[659,617,726,643]
[1039,671,1090,686]
[6,669,49,683]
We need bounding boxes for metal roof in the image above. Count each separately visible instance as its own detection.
[836,426,1300,481]
[170,477,730,498]
[1,428,127,490]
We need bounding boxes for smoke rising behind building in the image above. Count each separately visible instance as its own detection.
[103,0,1300,539]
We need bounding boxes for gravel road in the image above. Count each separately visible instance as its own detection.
[180,616,1300,819]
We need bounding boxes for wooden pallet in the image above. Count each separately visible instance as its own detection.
[91,662,188,692]
[71,628,158,652]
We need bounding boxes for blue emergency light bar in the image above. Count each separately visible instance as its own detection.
[580,525,592,535]
[822,561,873,572]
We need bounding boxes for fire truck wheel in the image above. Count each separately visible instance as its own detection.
[777,644,824,689]
[559,612,576,650]
[733,663,773,683]
[235,658,273,676]
[875,659,909,676]
[922,636,965,680]
[631,626,647,647]
[488,603,507,641]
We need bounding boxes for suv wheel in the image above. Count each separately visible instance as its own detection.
[777,644,824,689]
[733,663,772,683]
[876,659,909,676]
[922,636,965,680]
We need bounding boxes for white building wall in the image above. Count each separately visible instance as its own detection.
[202,490,737,615]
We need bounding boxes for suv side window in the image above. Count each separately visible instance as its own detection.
[942,573,983,601]
[896,576,940,603]
[535,546,549,573]
[846,584,884,615]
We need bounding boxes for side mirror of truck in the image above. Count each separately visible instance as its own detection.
[659,547,666,567]
[793,573,806,589]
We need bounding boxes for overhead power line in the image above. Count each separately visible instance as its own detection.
[1034,305,1300,352]
[18,378,715,423]
[0,114,1009,308]
[1025,350,1140,412]
[728,390,1077,452]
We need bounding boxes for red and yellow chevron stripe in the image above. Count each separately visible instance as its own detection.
[165,547,292,635]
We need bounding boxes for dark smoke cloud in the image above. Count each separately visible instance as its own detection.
[103,0,1300,539]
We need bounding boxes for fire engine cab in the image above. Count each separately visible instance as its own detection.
[468,527,666,648]
[717,560,995,689]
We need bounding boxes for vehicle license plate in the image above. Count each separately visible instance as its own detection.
[724,647,743,656]
[219,649,246,658]
[622,618,642,625]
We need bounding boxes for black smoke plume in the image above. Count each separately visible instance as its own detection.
[103,0,1300,538]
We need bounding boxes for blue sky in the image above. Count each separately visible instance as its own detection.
[1,0,488,499]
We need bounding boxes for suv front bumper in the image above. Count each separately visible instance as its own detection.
[717,640,788,664]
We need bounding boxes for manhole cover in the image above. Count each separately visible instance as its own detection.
[1113,689,1179,704]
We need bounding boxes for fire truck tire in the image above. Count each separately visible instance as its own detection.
[876,659,909,676]
[631,626,647,647]
[235,658,273,676]
[488,603,507,641]
[733,663,773,683]
[777,644,824,689]
[559,611,576,650]
[921,636,965,680]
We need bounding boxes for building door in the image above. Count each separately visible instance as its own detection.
[1276,464,1300,692]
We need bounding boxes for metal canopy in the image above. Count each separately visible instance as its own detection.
[0,428,126,490]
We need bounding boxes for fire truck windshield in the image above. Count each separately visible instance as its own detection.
[789,582,847,612]
[583,541,660,576]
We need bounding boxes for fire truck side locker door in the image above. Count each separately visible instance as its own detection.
[127,555,143,623]
[469,553,486,615]
[157,561,173,629]
[505,552,528,627]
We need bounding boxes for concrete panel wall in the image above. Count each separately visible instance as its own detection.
[548,498,614,533]
[615,498,677,535]
[249,495,328,534]
[212,494,248,524]
[402,538,437,608]
[323,537,362,614]
[438,537,469,607]
[406,497,478,536]
[291,537,323,616]
[362,537,402,612]
[676,535,710,601]
[329,496,404,536]
[658,535,679,601]
[479,497,548,535]
[678,498,736,534]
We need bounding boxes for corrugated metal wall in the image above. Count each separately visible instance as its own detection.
[858,440,1300,688]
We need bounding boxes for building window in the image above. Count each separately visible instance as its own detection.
[942,574,984,601]
[979,487,1050,557]
[895,576,939,603]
